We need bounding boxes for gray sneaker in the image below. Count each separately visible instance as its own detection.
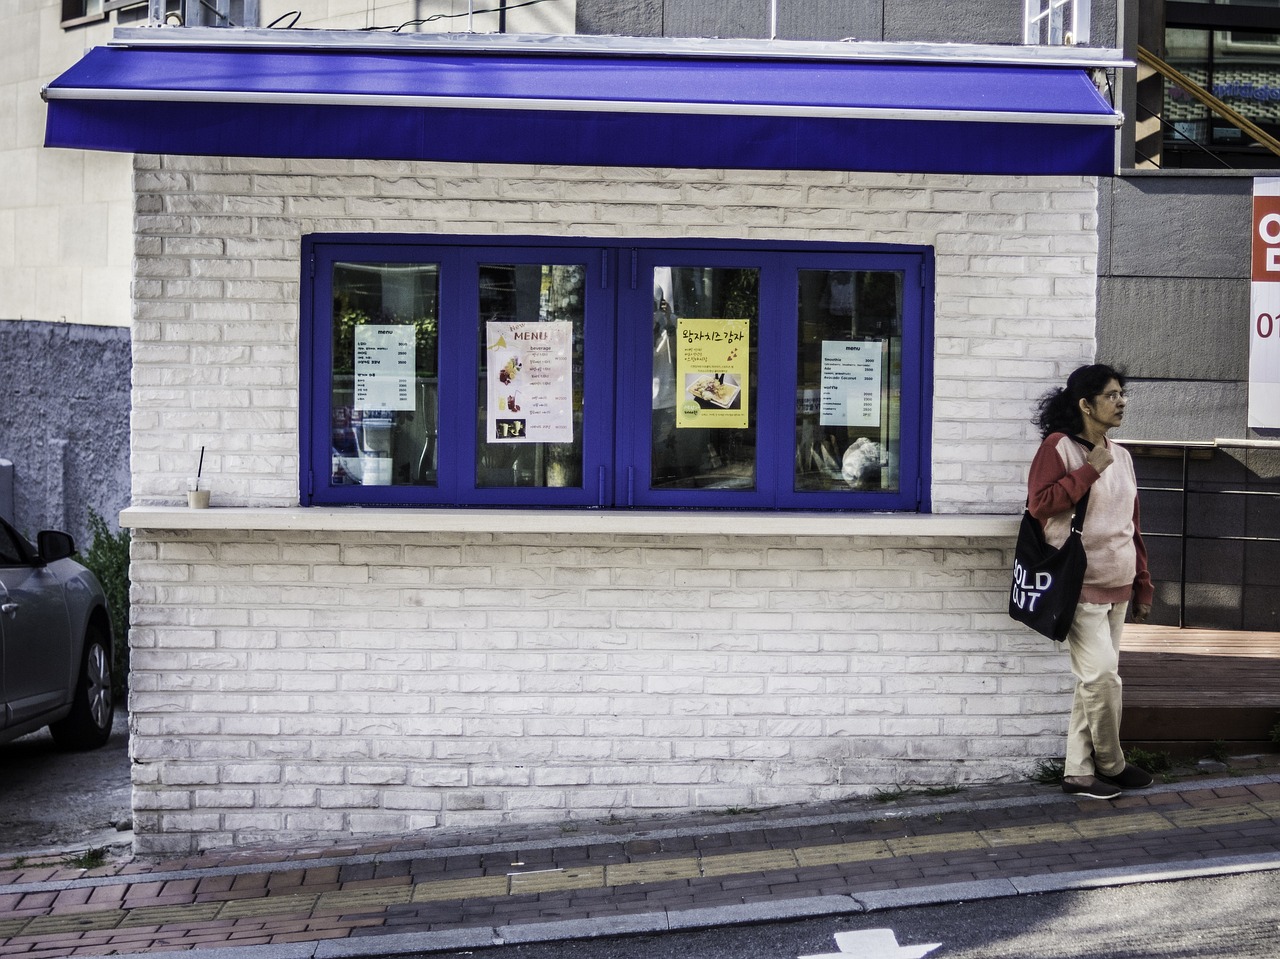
[1062,775,1122,800]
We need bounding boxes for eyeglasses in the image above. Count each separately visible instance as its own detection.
[1099,390,1128,402]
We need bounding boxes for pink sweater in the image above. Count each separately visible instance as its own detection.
[1027,432,1154,606]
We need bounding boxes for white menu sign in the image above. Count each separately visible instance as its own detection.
[820,341,882,428]
[486,321,574,443]
[354,325,415,411]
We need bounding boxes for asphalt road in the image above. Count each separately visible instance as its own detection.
[419,871,1280,959]
[0,709,132,857]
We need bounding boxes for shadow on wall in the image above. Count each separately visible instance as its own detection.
[0,319,131,547]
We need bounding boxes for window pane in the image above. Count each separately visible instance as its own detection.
[650,267,758,490]
[330,262,439,487]
[476,263,586,488]
[1210,24,1280,146]
[1163,28,1212,149]
[795,270,902,493]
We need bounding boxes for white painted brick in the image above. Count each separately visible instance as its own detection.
[126,156,1094,852]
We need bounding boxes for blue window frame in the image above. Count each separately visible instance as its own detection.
[301,235,932,511]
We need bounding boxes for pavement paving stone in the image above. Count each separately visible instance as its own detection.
[0,772,1277,956]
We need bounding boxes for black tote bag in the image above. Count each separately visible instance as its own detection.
[1008,490,1090,642]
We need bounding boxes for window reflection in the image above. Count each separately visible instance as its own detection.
[650,267,758,490]
[795,270,902,493]
[476,263,586,488]
[330,262,439,488]
[1164,20,1280,161]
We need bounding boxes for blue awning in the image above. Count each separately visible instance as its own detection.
[43,33,1124,175]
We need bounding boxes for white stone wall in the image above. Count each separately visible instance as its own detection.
[127,156,1097,853]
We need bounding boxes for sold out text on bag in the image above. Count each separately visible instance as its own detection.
[1010,559,1055,613]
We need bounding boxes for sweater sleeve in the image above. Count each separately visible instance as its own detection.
[1131,497,1155,605]
[1027,434,1100,523]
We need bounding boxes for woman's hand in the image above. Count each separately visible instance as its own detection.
[1086,444,1114,474]
[1131,603,1151,624]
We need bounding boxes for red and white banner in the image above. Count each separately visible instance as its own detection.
[1250,178,1280,428]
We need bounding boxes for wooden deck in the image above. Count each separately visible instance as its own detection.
[1120,625,1280,750]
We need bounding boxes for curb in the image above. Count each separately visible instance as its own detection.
[99,851,1280,959]
[10,771,1278,897]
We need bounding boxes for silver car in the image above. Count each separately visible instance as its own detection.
[0,517,115,750]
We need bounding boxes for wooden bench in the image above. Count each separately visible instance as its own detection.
[1120,625,1280,753]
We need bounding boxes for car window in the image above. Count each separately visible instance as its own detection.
[0,520,31,566]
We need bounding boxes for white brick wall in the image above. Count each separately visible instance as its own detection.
[128,528,1068,853]
[131,157,1098,513]
[126,156,1097,853]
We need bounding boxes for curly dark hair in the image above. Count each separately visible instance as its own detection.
[1033,364,1127,439]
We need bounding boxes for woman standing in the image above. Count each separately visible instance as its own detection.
[1029,364,1155,800]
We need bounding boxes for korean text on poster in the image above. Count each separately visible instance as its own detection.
[1250,177,1280,429]
[354,325,416,411]
[820,341,882,428]
[675,318,749,429]
[486,321,574,443]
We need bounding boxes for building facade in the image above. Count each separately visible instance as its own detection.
[32,0,1278,854]
[118,155,1095,852]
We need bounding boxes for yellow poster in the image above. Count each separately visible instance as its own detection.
[676,318,749,429]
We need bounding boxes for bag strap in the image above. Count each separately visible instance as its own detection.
[1025,433,1094,533]
[1066,435,1094,534]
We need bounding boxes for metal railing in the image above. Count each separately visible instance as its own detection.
[1131,438,1280,628]
[1137,46,1280,161]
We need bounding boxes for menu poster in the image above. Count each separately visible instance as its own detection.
[486,321,574,443]
[820,340,882,428]
[354,325,416,411]
[676,318,750,429]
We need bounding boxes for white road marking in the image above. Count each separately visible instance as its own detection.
[799,927,942,959]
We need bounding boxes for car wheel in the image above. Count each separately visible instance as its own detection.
[49,626,115,751]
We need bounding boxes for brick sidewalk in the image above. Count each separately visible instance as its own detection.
[2,772,1279,958]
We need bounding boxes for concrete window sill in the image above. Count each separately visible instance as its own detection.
[120,506,1019,539]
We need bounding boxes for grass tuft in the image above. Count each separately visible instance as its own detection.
[62,848,108,870]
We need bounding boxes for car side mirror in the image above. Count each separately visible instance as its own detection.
[36,530,76,565]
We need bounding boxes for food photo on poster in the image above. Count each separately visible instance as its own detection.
[675,318,750,429]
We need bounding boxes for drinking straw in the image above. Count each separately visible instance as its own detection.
[196,446,205,489]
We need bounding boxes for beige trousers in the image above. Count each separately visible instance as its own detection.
[1064,601,1129,777]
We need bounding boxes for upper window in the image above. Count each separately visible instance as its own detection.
[1160,0,1280,166]
[301,236,932,511]
[60,0,105,27]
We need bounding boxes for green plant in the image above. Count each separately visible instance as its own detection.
[78,509,130,700]
[1125,747,1174,774]
[1270,718,1280,745]
[1208,739,1231,764]
[332,303,438,375]
[1031,759,1065,785]
[873,786,908,803]
[63,847,108,870]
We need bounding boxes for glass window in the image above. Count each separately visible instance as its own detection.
[795,270,903,494]
[303,237,931,512]
[650,267,758,491]
[1164,28,1213,148]
[0,520,29,567]
[476,263,587,489]
[61,0,104,26]
[1161,2,1280,164]
[329,262,439,489]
